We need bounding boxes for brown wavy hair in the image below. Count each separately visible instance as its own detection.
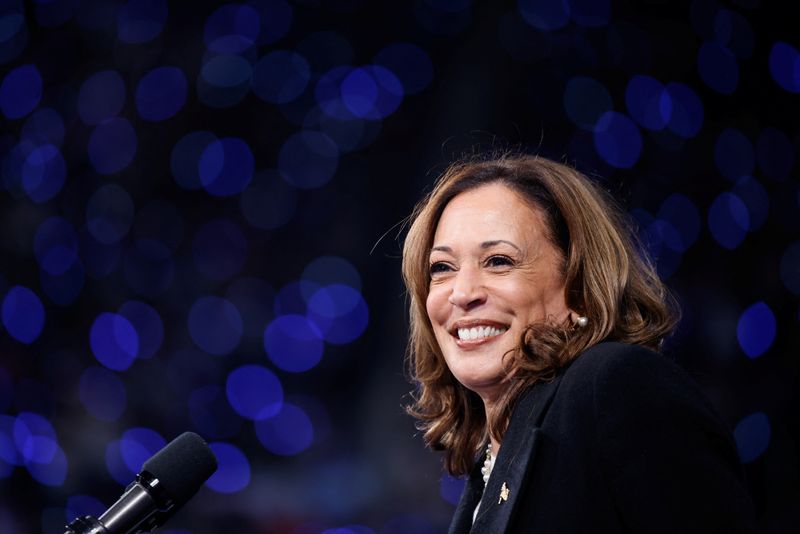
[402,153,679,476]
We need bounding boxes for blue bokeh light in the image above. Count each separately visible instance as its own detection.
[663,82,703,138]
[26,444,67,486]
[517,0,569,31]
[625,75,669,130]
[252,50,310,104]
[200,53,252,89]
[206,442,250,493]
[21,144,66,203]
[188,385,243,439]
[779,241,800,296]
[656,194,701,253]
[734,411,770,463]
[301,256,362,297]
[120,427,165,473]
[593,111,642,169]
[756,127,794,181]
[86,184,135,245]
[0,414,21,466]
[78,366,127,421]
[204,4,260,54]
[340,66,403,119]
[225,277,275,339]
[247,0,292,46]
[315,66,357,121]
[118,300,164,359]
[136,66,187,121]
[374,42,433,95]
[90,312,139,371]
[0,64,42,119]
[225,364,283,420]
[440,474,466,505]
[733,176,769,231]
[199,137,254,196]
[0,9,27,64]
[278,131,339,189]
[714,128,753,181]
[264,314,324,372]
[40,260,85,306]
[563,76,612,130]
[714,8,754,59]
[117,0,168,44]
[105,439,133,485]
[13,412,56,464]
[171,130,218,190]
[768,42,800,93]
[188,296,243,356]
[240,170,298,230]
[34,217,78,276]
[708,192,749,250]
[123,239,174,298]
[255,402,313,456]
[21,108,65,147]
[77,71,126,125]
[87,118,138,175]
[192,218,248,281]
[273,280,319,316]
[697,42,738,94]
[737,301,776,358]
[2,285,45,344]
[569,0,610,27]
[307,285,369,345]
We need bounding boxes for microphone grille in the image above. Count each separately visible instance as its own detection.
[142,432,218,505]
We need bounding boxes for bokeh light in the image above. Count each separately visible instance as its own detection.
[87,118,138,175]
[255,402,313,456]
[188,385,243,439]
[118,300,164,359]
[2,285,45,344]
[374,42,433,95]
[708,192,749,249]
[517,0,569,31]
[136,66,188,121]
[21,108,65,147]
[264,315,324,372]
[252,50,310,104]
[564,76,612,130]
[0,64,42,119]
[225,364,283,420]
[248,0,292,46]
[120,427,166,474]
[439,474,466,505]
[77,71,126,125]
[737,301,776,358]
[204,4,260,54]
[90,312,139,371]
[663,82,703,138]
[625,75,669,130]
[714,128,753,181]
[307,285,369,345]
[86,184,135,245]
[171,131,218,190]
[117,0,168,44]
[697,42,738,94]
[278,131,339,189]
[734,411,771,463]
[769,42,800,93]
[593,111,642,169]
[198,137,255,196]
[188,296,243,356]
[205,442,250,493]
[78,366,127,421]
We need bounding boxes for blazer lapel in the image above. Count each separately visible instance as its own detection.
[471,376,563,533]
[447,466,484,534]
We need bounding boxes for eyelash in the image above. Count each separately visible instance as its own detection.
[428,255,514,275]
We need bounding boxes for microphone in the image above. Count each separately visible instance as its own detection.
[64,432,218,534]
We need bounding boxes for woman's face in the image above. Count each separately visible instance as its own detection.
[426,182,570,402]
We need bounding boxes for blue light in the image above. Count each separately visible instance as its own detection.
[86,184,135,244]
[663,82,703,138]
[756,127,794,181]
[0,64,42,119]
[170,130,218,190]
[192,218,248,281]
[307,285,369,345]
[656,194,701,252]
[273,281,318,315]
[239,169,298,230]
[118,300,164,359]
[225,277,275,339]
[0,415,20,466]
[105,439,133,484]
[714,128,753,181]
[517,0,569,30]
[440,474,466,505]
[278,131,339,189]
[315,66,356,120]
[737,301,776,358]
[733,411,770,463]
[779,241,800,296]
[77,71,126,125]
[625,75,669,130]
[26,444,67,486]
[769,42,800,93]
[340,66,403,119]
[188,296,243,356]
[136,66,188,121]
[200,54,253,89]
[593,111,642,169]
[13,412,56,464]
[301,256,362,296]
[65,495,106,524]
[204,4,260,54]
[90,312,139,371]
[569,0,610,27]
[22,108,65,147]
[714,8,753,59]
[374,42,433,95]
[120,427,165,473]
[40,261,85,306]
[264,314,324,372]
[123,239,175,298]
[117,0,168,44]
[225,364,283,420]
[732,176,769,231]
[198,137,254,196]
[78,366,127,421]
[697,42,738,94]
[188,385,243,439]
[87,118,138,175]
[563,76,612,130]
[247,0,292,46]
[1,285,45,344]
[708,192,749,250]
[21,144,66,203]
[252,50,310,104]
[255,402,313,456]
[0,10,27,64]
[205,442,250,493]
[318,111,381,153]
[34,216,78,275]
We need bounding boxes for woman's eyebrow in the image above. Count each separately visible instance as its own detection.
[481,240,521,252]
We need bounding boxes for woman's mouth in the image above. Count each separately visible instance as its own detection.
[456,325,507,341]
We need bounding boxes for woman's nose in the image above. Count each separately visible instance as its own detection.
[447,269,487,309]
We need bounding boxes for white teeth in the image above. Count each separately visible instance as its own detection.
[457,326,507,341]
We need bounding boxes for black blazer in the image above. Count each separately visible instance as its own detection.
[449,342,758,533]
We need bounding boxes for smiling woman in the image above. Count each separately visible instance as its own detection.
[401,154,757,533]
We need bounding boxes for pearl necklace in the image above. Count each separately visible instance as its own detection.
[480,443,495,485]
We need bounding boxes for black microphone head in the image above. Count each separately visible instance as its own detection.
[141,432,218,506]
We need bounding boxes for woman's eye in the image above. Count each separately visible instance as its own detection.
[486,255,513,267]
[429,262,452,274]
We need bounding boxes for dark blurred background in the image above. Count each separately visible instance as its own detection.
[1,0,798,532]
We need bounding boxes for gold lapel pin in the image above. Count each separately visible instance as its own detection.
[498,482,510,504]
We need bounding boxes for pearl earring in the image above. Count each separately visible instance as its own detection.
[576,316,588,327]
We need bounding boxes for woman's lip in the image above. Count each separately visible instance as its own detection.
[452,328,507,348]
